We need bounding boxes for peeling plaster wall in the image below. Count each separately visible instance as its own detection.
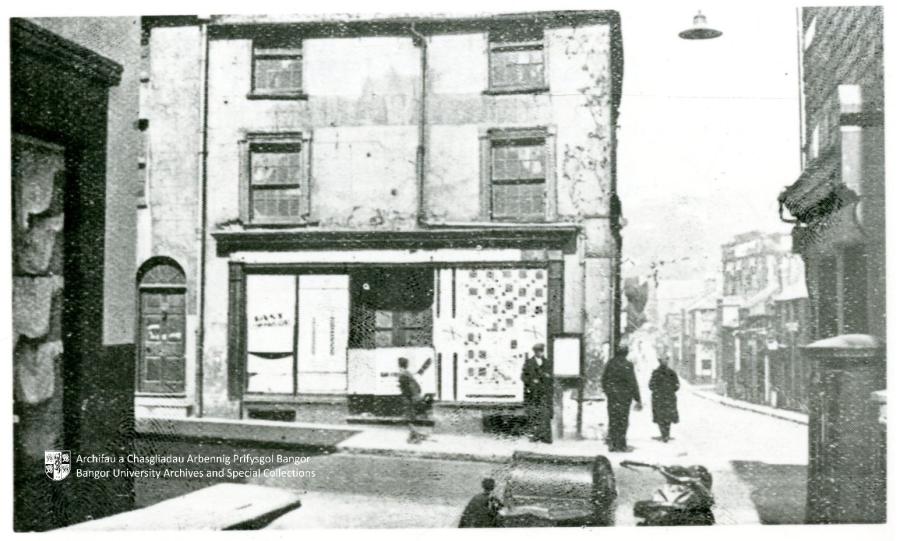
[137,25,203,416]
[143,25,202,306]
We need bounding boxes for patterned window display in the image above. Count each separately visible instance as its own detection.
[433,267,548,402]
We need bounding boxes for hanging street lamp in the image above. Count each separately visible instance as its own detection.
[679,10,723,40]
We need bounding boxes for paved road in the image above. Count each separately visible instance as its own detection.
[258,388,808,528]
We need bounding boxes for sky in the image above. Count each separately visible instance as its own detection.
[615,3,802,283]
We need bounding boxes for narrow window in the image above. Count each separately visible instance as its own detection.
[489,130,547,221]
[240,133,310,225]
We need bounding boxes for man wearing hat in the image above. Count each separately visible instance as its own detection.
[521,343,553,443]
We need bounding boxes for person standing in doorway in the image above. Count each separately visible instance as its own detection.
[601,345,642,452]
[521,343,553,443]
[649,355,680,442]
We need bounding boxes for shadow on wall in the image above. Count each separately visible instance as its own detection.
[731,460,807,524]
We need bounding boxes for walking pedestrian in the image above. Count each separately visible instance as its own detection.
[459,477,504,527]
[398,357,431,444]
[601,345,642,452]
[649,355,680,442]
[521,343,553,443]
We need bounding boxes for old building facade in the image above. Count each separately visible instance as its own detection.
[136,12,624,437]
[681,291,718,385]
[717,231,807,406]
[778,6,884,342]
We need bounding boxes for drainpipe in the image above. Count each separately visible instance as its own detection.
[195,18,210,417]
[795,7,806,171]
[410,23,427,225]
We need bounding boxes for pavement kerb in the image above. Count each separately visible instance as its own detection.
[686,387,808,426]
[335,444,512,464]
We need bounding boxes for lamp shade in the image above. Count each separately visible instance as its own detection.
[679,11,723,40]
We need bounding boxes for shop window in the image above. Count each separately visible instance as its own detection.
[251,37,303,97]
[137,258,186,394]
[488,27,546,93]
[350,268,433,348]
[239,133,310,225]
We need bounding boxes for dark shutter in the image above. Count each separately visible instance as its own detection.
[227,262,246,400]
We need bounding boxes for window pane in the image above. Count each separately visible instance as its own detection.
[374,330,394,348]
[251,187,303,222]
[401,328,432,347]
[491,144,544,181]
[399,309,430,328]
[255,57,302,91]
[251,148,301,186]
[374,310,394,329]
[492,182,545,219]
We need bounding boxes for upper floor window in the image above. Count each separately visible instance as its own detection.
[240,132,311,225]
[488,28,547,94]
[484,128,554,222]
[251,37,304,98]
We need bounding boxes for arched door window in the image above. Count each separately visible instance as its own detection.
[137,258,186,394]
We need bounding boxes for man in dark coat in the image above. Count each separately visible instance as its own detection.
[459,478,503,527]
[649,356,680,442]
[521,343,553,443]
[601,345,642,452]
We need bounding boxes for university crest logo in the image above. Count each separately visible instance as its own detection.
[44,450,71,481]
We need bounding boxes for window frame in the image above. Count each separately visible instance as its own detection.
[239,132,312,226]
[480,126,556,223]
[249,37,307,100]
[486,29,549,95]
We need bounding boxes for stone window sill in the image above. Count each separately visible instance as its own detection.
[483,86,550,96]
[246,91,309,101]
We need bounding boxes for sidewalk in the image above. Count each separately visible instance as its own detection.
[686,385,809,425]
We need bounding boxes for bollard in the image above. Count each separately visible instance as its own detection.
[803,334,885,524]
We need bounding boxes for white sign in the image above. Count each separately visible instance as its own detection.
[348,347,436,395]
[552,336,581,377]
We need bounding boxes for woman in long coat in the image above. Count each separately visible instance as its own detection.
[649,356,680,442]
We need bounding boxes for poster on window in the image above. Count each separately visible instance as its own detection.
[246,274,296,394]
[434,268,548,402]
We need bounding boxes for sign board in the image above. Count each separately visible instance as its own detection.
[552,335,581,378]
[347,347,436,395]
[722,305,740,328]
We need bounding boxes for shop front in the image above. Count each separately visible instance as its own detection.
[213,228,574,431]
